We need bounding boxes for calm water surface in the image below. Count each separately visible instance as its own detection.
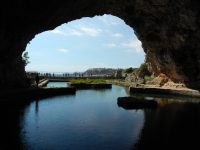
[21,85,144,150]
[47,82,68,87]
[0,85,200,150]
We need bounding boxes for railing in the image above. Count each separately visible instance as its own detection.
[26,71,123,79]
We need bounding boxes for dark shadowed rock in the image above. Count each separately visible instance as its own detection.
[1,0,200,89]
[117,96,157,109]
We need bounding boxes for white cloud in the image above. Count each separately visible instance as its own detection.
[103,40,144,53]
[111,33,123,38]
[78,26,102,37]
[49,25,102,37]
[110,21,119,26]
[66,29,83,36]
[49,29,65,35]
[121,40,143,53]
[50,28,82,36]
[57,48,69,53]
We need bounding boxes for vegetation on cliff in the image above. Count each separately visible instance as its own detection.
[124,63,154,84]
[22,51,30,66]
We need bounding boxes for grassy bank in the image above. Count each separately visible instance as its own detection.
[70,79,107,84]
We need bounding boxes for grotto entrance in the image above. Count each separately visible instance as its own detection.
[25,15,145,81]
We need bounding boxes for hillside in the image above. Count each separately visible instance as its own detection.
[84,68,117,76]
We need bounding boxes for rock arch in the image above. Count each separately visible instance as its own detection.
[1,0,200,88]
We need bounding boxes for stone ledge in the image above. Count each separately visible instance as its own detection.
[38,79,49,87]
[0,87,76,100]
[130,87,200,98]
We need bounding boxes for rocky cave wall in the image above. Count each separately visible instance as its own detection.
[1,0,200,88]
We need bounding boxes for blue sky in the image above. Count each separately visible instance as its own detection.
[25,14,145,73]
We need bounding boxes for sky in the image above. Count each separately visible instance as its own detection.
[25,14,145,73]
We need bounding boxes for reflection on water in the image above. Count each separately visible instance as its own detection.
[134,102,200,150]
[0,85,200,150]
[47,82,68,87]
[0,99,29,150]
[21,85,144,150]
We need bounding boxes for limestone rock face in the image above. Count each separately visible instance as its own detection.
[1,0,200,88]
[146,73,169,87]
[125,74,144,86]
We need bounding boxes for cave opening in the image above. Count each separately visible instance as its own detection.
[1,1,199,89]
[24,14,145,76]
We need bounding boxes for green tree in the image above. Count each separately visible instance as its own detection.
[138,63,151,78]
[22,51,30,66]
[125,67,134,73]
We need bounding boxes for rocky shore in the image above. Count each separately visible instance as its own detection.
[108,72,200,98]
